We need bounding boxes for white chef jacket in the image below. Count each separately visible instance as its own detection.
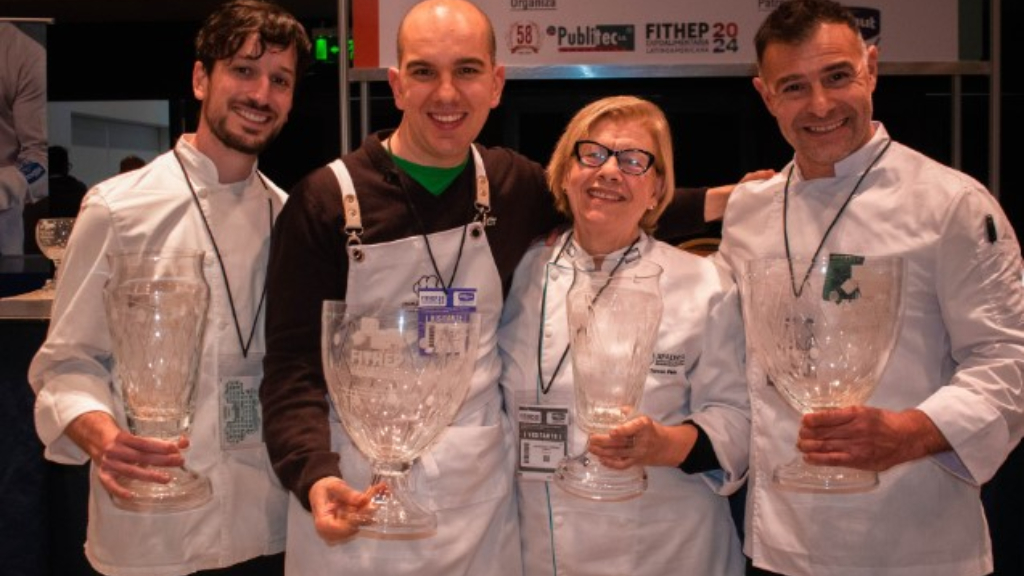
[29,136,289,576]
[499,231,749,576]
[715,123,1024,576]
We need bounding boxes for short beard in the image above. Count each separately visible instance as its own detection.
[205,109,280,155]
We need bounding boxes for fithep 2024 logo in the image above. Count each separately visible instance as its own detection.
[645,21,740,54]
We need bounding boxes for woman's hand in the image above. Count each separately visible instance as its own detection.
[588,416,699,469]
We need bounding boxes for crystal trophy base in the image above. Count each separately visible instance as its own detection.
[362,486,437,536]
[112,466,213,512]
[361,466,437,536]
[554,451,647,502]
[772,457,878,494]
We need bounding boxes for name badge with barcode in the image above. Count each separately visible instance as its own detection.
[517,404,569,481]
[417,288,476,355]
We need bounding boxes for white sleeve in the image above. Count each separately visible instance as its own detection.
[920,185,1024,484]
[29,190,123,464]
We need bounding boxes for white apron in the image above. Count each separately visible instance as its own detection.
[285,148,522,576]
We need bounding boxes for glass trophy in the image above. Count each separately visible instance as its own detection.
[743,255,904,492]
[321,301,479,534]
[103,250,212,511]
[554,257,663,501]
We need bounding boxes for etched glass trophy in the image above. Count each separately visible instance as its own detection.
[103,250,212,511]
[321,301,479,534]
[743,255,904,492]
[554,258,663,501]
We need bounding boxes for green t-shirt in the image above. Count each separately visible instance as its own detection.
[391,154,469,196]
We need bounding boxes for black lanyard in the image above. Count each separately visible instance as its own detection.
[386,138,472,292]
[536,232,641,396]
[401,192,470,292]
[174,150,272,359]
[783,139,891,298]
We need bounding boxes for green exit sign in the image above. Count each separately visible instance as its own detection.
[312,27,352,64]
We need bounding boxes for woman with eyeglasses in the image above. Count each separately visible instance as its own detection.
[498,96,750,576]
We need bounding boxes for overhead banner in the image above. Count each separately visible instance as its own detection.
[353,0,959,68]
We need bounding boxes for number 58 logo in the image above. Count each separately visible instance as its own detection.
[507,21,543,54]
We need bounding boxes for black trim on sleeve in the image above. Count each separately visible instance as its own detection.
[679,423,721,474]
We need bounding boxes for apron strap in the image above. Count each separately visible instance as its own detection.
[328,158,364,251]
[469,145,491,225]
[328,144,493,256]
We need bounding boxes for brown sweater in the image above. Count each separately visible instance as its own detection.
[261,131,710,508]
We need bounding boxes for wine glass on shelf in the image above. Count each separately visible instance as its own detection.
[553,258,663,502]
[35,217,76,291]
[321,301,480,534]
[742,255,904,493]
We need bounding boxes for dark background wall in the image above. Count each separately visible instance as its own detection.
[37,0,1022,240]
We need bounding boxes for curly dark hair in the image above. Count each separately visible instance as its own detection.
[195,0,312,79]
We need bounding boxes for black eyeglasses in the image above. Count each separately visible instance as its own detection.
[574,140,656,176]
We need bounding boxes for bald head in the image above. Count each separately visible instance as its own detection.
[397,0,497,65]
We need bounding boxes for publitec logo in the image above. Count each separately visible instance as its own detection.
[757,0,784,12]
[507,21,543,54]
[548,24,635,52]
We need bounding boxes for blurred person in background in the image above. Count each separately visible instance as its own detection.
[1,22,48,256]
[47,145,87,217]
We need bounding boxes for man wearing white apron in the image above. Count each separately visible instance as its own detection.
[261,1,738,574]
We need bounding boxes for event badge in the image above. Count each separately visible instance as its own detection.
[823,253,866,302]
[417,287,477,355]
[517,397,571,481]
[218,353,265,450]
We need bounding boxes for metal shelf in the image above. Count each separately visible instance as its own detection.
[348,61,991,82]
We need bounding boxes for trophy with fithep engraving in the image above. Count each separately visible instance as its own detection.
[321,301,480,534]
